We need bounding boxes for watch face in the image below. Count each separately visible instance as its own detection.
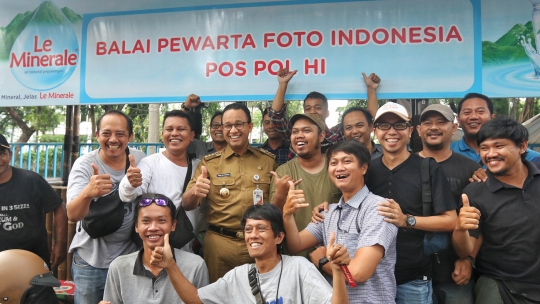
[407,216,416,226]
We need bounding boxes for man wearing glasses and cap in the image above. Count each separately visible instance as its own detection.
[366,103,457,303]
[101,194,209,304]
[0,134,67,271]
[182,103,277,282]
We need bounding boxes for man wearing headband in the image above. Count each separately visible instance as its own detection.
[102,194,208,304]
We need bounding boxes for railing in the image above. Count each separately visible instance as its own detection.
[7,142,165,179]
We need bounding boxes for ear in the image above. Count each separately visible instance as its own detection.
[171,219,177,232]
[319,130,326,143]
[128,132,134,142]
[408,126,414,138]
[360,162,368,176]
[491,113,496,119]
[323,109,330,120]
[275,231,285,245]
[190,131,195,142]
[416,124,422,134]
[247,122,254,133]
[451,123,458,135]
[135,224,139,234]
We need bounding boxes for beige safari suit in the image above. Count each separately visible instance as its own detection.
[187,145,277,282]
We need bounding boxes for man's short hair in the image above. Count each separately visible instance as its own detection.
[304,91,328,110]
[97,110,134,136]
[341,107,374,130]
[458,93,494,115]
[326,140,371,170]
[210,111,223,124]
[163,110,195,131]
[241,204,284,237]
[223,103,251,124]
[262,108,269,118]
[134,194,177,224]
[476,116,528,161]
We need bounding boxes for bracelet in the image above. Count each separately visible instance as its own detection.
[318,257,329,273]
[181,103,191,111]
[465,255,476,269]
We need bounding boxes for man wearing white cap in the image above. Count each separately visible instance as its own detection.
[366,102,457,304]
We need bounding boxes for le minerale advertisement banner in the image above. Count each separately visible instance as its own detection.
[0,0,539,106]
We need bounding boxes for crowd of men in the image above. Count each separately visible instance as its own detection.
[1,70,540,304]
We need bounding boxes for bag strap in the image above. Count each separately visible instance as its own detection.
[248,264,265,304]
[124,147,131,174]
[421,157,434,240]
[182,153,195,193]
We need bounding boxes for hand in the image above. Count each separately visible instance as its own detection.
[86,164,113,198]
[452,258,473,285]
[277,68,297,84]
[126,154,142,188]
[271,171,301,200]
[184,93,201,108]
[455,194,481,231]
[309,246,326,266]
[469,168,488,183]
[326,232,351,267]
[193,166,211,198]
[50,241,67,269]
[311,201,329,224]
[150,234,175,269]
[98,302,111,304]
[377,199,406,227]
[362,72,381,90]
[283,181,309,216]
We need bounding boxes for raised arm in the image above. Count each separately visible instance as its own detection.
[362,72,381,117]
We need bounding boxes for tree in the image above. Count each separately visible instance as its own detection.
[0,106,63,142]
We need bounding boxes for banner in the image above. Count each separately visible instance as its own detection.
[0,0,538,106]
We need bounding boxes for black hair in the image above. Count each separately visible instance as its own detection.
[97,110,134,136]
[223,103,252,123]
[241,204,284,237]
[458,93,494,115]
[210,111,223,125]
[476,116,528,161]
[304,91,328,111]
[163,110,195,131]
[262,107,269,118]
[340,107,374,130]
[326,140,371,169]
[134,194,177,224]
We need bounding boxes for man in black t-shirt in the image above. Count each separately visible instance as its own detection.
[367,103,456,304]
[0,134,66,268]
[416,105,481,304]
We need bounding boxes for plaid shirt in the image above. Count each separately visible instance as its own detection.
[260,139,290,166]
[267,104,344,160]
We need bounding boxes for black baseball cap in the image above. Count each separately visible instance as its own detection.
[0,134,10,150]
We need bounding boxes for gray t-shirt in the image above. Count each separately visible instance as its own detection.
[198,255,333,304]
[67,148,146,268]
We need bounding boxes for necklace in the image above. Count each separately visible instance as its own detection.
[257,255,283,304]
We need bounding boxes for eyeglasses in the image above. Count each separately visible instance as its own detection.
[374,122,410,131]
[222,122,249,130]
[138,195,169,207]
[210,123,222,130]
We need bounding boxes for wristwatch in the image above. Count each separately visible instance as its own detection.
[465,255,476,269]
[181,103,191,111]
[318,257,329,272]
[406,214,416,227]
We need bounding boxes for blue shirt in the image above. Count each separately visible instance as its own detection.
[451,136,540,165]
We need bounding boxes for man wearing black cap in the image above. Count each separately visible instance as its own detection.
[0,134,67,270]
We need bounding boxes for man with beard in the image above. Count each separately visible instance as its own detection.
[261,108,290,165]
[340,107,383,159]
[451,93,540,163]
[270,113,342,258]
[416,104,481,304]
[181,103,277,282]
[453,117,540,303]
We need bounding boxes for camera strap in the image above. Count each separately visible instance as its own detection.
[248,264,265,304]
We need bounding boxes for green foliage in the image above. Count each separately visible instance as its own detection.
[12,146,63,178]
[482,21,535,65]
[40,134,88,143]
[0,106,64,141]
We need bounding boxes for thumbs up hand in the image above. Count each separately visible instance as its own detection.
[150,234,175,269]
[87,163,113,197]
[193,166,210,198]
[283,180,309,217]
[126,154,142,188]
[455,194,481,231]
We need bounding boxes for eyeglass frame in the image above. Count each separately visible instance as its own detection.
[210,123,222,130]
[222,121,249,130]
[373,122,411,131]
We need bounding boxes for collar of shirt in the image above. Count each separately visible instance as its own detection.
[261,139,290,150]
[133,247,176,278]
[485,160,540,192]
[222,144,257,159]
[338,185,370,210]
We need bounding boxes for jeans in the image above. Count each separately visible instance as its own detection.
[71,250,109,304]
[396,279,433,304]
[433,280,474,304]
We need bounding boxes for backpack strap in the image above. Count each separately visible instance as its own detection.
[421,157,434,240]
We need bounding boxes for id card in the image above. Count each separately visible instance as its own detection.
[253,189,263,205]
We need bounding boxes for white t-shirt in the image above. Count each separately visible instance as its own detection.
[198,255,333,304]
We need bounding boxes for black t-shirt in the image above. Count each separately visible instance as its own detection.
[432,152,481,284]
[465,161,540,284]
[0,167,62,264]
[366,153,456,285]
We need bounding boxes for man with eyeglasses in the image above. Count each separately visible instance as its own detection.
[149,204,351,304]
[283,140,398,303]
[101,194,209,304]
[416,104,481,304]
[366,102,456,304]
[261,108,290,166]
[182,103,277,282]
[0,134,67,271]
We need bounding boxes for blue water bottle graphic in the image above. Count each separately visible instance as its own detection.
[9,0,79,91]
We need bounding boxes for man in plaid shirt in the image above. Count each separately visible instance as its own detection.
[268,68,381,160]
